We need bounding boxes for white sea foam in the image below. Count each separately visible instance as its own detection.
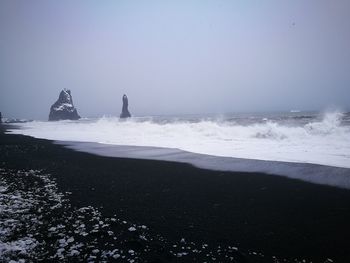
[7,111,350,169]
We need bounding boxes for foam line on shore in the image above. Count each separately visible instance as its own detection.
[55,141,350,190]
[7,111,350,169]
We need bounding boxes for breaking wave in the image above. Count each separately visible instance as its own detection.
[8,111,350,169]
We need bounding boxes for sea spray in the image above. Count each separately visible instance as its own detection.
[7,111,350,169]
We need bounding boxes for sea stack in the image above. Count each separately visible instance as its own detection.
[120,94,131,118]
[49,89,80,121]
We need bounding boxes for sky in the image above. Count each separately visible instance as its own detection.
[0,0,349,120]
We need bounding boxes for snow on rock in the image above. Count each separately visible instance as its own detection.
[48,89,80,121]
[128,227,136,232]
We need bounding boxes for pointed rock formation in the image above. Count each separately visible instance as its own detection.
[49,89,80,121]
[120,94,131,118]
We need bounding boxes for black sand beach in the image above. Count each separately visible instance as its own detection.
[1,124,350,262]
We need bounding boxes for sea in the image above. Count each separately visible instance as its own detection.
[6,110,350,189]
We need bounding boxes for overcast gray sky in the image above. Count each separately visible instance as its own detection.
[0,0,349,119]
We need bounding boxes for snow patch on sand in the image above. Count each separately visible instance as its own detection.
[1,168,293,262]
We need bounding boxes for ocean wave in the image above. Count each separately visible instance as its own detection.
[8,111,350,169]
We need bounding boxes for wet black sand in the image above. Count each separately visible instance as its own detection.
[1,124,350,262]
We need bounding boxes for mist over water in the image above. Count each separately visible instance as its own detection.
[8,111,350,169]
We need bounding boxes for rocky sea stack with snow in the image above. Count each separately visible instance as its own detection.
[49,89,80,121]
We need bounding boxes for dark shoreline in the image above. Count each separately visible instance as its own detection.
[1,124,350,262]
[58,140,350,190]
